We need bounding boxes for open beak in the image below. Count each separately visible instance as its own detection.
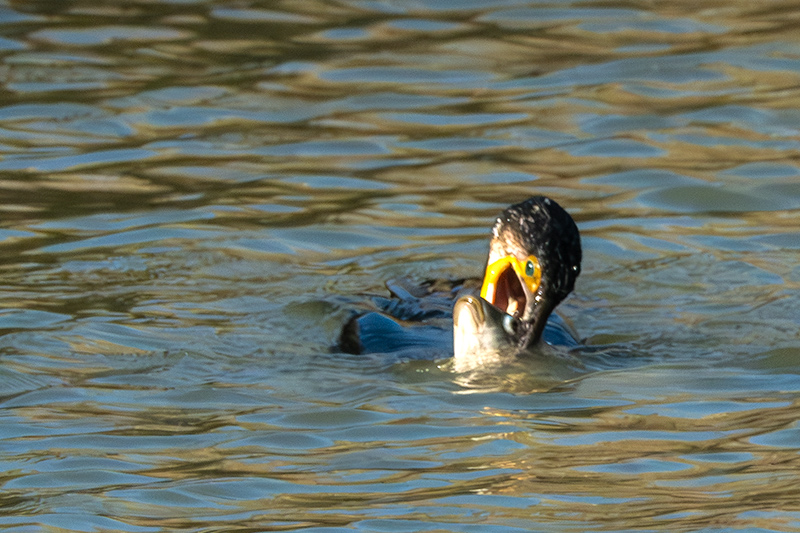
[480,256,528,317]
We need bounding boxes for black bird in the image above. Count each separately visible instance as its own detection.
[340,196,582,371]
[453,196,581,370]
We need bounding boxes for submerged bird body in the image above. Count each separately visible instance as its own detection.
[339,196,582,370]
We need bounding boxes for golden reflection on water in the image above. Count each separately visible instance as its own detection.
[1,0,800,531]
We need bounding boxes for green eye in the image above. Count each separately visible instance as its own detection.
[525,260,535,277]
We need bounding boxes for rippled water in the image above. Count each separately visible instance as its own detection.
[2,1,800,531]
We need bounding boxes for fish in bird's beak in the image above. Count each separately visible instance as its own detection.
[453,294,521,370]
[452,196,582,368]
[452,254,540,369]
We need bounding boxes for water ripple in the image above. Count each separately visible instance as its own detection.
[0,1,799,531]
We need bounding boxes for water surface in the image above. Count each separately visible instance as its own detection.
[2,1,800,531]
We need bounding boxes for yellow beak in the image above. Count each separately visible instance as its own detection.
[480,255,541,303]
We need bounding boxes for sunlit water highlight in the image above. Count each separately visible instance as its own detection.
[1,1,800,531]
